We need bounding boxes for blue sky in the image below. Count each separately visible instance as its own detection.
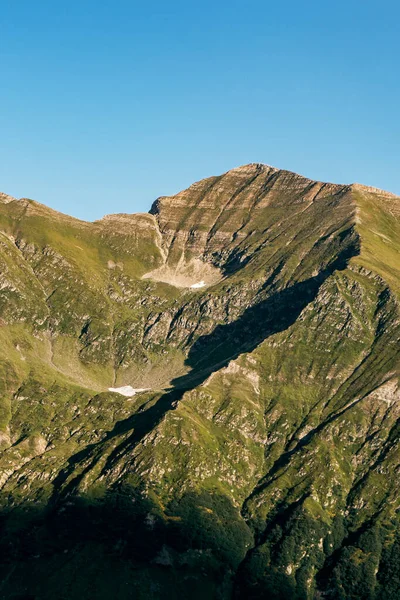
[1,0,399,220]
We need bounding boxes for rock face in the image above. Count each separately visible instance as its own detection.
[0,165,399,599]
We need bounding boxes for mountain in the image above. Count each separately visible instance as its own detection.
[0,163,399,599]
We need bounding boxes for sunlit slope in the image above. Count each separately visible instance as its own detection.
[0,166,399,599]
[0,198,185,390]
[0,166,360,392]
[352,185,400,293]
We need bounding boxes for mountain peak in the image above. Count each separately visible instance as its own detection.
[0,163,399,599]
[224,162,277,174]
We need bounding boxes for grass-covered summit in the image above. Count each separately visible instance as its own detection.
[0,164,399,599]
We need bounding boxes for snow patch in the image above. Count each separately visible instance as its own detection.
[190,280,206,289]
[108,386,149,397]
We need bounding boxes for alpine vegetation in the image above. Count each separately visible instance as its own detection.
[0,164,399,599]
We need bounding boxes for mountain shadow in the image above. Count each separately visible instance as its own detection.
[49,232,359,500]
[169,229,359,386]
[0,487,252,600]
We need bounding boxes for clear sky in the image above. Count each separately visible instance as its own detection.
[1,0,399,220]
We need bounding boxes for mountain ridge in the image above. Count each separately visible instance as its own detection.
[0,164,398,599]
[1,163,399,224]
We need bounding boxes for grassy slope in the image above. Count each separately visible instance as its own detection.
[0,174,399,598]
[352,187,400,293]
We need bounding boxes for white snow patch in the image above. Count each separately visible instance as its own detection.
[108,386,149,397]
[190,280,206,289]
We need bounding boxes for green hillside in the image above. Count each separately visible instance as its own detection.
[0,164,399,599]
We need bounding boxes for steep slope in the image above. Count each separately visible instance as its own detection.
[0,165,399,599]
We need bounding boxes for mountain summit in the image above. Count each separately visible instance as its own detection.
[0,165,399,599]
